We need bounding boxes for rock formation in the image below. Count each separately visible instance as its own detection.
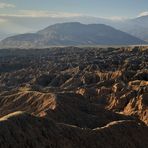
[0,46,148,147]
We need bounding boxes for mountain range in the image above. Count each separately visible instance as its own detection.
[0,15,148,43]
[0,22,146,48]
[116,15,148,42]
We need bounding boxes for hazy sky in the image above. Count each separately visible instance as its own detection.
[0,0,148,37]
[0,0,148,18]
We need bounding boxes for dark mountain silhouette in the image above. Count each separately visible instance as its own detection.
[0,22,146,48]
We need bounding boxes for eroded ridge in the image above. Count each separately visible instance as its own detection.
[0,46,148,148]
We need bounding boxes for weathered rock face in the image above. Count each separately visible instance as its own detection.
[0,91,133,129]
[0,112,148,148]
[0,46,148,147]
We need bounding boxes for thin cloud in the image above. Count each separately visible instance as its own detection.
[0,10,83,18]
[0,18,7,23]
[138,11,148,17]
[0,2,15,9]
[105,16,127,21]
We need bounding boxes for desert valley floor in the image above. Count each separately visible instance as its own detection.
[0,46,148,148]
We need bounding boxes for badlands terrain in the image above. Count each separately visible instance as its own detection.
[0,46,148,148]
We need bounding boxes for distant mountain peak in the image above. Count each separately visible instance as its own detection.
[0,22,146,48]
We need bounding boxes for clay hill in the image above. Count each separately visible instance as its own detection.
[0,46,148,148]
[0,22,146,48]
